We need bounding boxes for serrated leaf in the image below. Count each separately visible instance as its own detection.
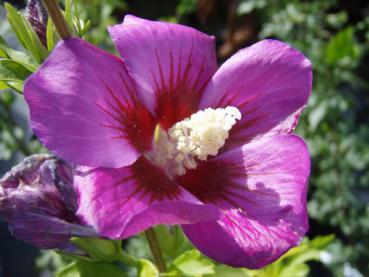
[138,259,159,277]
[170,250,215,277]
[0,59,33,82]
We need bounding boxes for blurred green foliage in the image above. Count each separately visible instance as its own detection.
[1,0,369,276]
[124,227,334,277]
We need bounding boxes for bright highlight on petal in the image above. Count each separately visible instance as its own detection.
[147,107,241,177]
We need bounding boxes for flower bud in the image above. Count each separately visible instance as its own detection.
[0,154,96,251]
[25,0,48,46]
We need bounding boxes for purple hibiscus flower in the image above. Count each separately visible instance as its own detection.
[23,15,312,268]
[0,154,96,251]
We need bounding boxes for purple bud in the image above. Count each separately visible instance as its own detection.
[0,155,96,251]
[25,0,48,46]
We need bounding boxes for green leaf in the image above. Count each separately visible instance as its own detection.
[310,234,335,249]
[21,16,49,61]
[0,81,9,90]
[209,265,249,277]
[4,3,29,49]
[138,259,159,277]
[57,261,128,277]
[57,262,80,277]
[5,81,23,93]
[325,27,359,65]
[0,42,37,71]
[0,59,33,82]
[46,18,58,51]
[75,19,91,37]
[237,0,267,15]
[0,47,7,58]
[0,36,6,45]
[170,250,215,277]
[4,3,48,64]
[65,0,73,29]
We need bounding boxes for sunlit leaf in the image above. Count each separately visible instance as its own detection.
[170,250,215,277]
[138,259,159,277]
[46,18,58,51]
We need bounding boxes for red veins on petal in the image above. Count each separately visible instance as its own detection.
[153,47,211,130]
[131,157,181,203]
[96,75,156,153]
[177,159,248,205]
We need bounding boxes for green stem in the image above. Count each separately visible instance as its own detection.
[145,228,167,273]
[42,0,71,39]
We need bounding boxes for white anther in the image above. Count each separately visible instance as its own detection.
[146,106,241,177]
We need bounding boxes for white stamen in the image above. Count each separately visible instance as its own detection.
[147,106,241,177]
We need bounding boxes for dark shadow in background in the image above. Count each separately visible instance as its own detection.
[0,220,39,277]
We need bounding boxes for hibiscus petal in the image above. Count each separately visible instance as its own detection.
[108,15,217,129]
[74,158,220,239]
[24,38,155,168]
[200,39,312,151]
[181,135,310,268]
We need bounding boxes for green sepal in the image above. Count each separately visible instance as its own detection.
[154,225,190,259]
[56,250,96,263]
[71,237,122,262]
